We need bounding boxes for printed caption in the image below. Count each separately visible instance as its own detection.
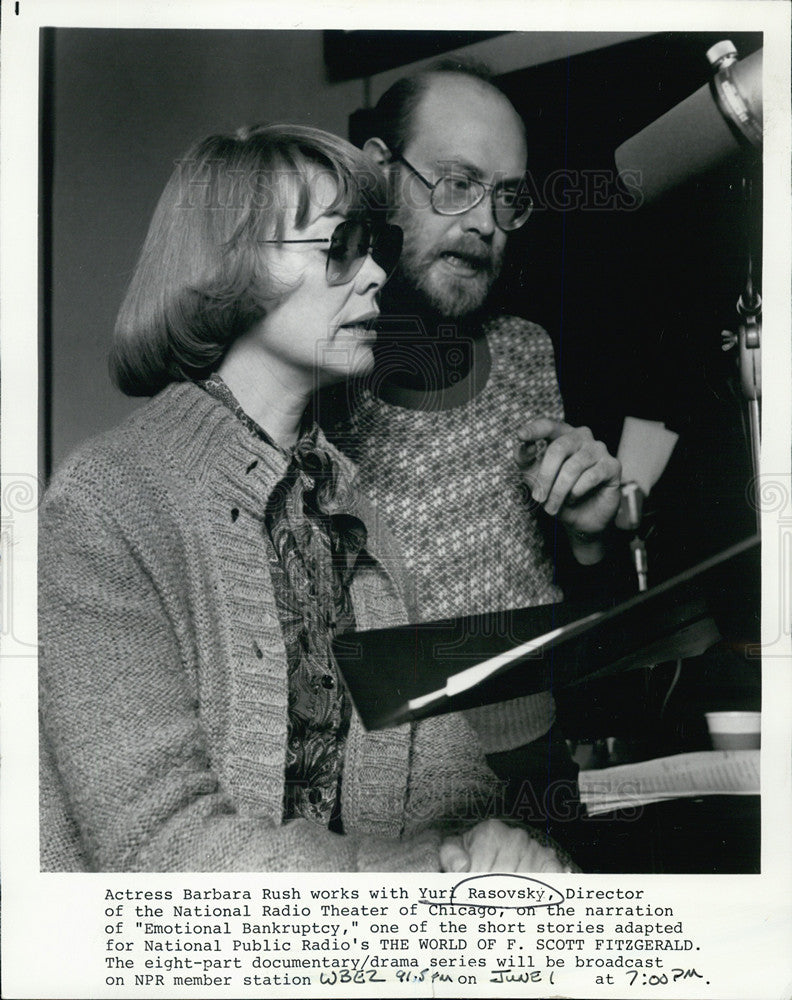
[99,874,711,994]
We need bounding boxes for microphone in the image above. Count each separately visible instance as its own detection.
[615,418,679,592]
[617,483,649,592]
[615,44,762,205]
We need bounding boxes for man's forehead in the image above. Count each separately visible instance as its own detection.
[407,74,527,178]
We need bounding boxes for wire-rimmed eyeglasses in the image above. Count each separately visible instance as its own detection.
[388,148,533,232]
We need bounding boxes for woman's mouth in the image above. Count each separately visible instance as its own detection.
[342,325,375,338]
[339,314,378,340]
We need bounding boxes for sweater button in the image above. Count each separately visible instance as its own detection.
[321,674,335,690]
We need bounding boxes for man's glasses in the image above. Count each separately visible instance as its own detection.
[389,149,533,232]
[260,218,403,287]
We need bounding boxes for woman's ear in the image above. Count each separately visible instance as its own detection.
[362,137,391,168]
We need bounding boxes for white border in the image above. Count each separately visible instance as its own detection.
[2,3,790,999]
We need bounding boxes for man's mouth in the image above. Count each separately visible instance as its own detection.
[437,250,491,275]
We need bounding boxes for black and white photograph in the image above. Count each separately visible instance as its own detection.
[1,2,790,998]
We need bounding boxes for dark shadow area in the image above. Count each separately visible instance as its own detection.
[494,31,762,577]
[574,795,760,875]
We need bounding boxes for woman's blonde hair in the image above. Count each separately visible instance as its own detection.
[111,124,386,396]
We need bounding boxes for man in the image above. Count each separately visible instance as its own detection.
[323,61,622,865]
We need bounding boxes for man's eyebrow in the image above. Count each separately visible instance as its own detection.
[433,156,484,179]
[433,156,524,185]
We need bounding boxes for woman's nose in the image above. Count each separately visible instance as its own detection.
[355,250,388,293]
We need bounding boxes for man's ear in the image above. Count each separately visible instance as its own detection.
[363,137,391,168]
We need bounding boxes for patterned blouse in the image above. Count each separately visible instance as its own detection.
[201,374,366,831]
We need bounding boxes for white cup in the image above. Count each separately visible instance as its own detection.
[705,711,761,751]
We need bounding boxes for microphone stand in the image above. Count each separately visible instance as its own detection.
[706,42,763,525]
[722,175,762,527]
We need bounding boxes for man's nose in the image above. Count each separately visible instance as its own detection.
[460,192,496,237]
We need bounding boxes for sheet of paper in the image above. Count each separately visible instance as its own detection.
[579,750,760,814]
[617,415,679,494]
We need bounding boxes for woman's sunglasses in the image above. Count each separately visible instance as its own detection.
[260,219,403,287]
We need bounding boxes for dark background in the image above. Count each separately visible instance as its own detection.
[493,31,763,575]
[324,30,506,81]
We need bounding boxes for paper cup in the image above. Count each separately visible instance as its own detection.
[705,711,761,750]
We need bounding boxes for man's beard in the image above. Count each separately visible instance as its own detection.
[383,212,504,320]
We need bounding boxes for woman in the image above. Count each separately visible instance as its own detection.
[39,124,572,873]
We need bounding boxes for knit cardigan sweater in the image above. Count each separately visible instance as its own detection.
[39,382,500,873]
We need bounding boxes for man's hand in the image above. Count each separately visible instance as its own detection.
[516,418,621,564]
[439,818,572,874]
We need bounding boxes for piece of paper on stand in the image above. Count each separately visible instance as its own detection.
[579,749,760,815]
[618,415,680,495]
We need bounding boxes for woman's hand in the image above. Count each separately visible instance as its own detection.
[439,818,572,873]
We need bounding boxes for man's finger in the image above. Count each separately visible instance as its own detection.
[541,447,601,514]
[568,457,622,501]
[530,432,594,504]
[543,444,620,513]
[517,418,574,442]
